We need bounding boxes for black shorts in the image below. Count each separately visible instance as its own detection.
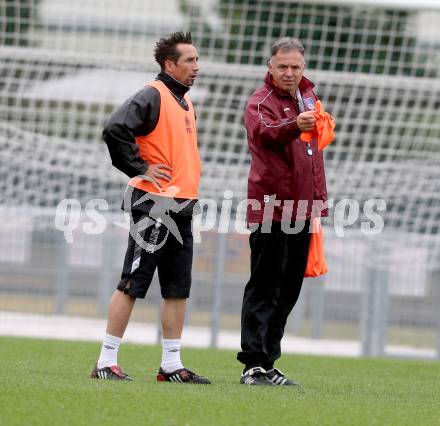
[117,210,193,299]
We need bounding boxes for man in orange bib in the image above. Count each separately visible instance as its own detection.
[91,32,210,384]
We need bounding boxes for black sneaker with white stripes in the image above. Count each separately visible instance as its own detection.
[240,367,274,386]
[156,367,211,384]
[265,368,299,386]
[91,364,133,381]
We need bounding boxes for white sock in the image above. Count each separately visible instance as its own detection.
[161,338,184,372]
[97,334,121,369]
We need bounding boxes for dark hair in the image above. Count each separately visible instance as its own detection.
[154,31,193,70]
[271,37,305,57]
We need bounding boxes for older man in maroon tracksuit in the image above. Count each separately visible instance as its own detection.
[237,37,328,386]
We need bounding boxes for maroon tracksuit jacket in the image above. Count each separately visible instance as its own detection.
[244,72,328,224]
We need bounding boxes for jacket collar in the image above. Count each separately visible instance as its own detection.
[263,72,315,97]
[157,71,190,98]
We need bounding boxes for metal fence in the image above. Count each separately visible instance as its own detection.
[0,208,439,359]
[1,0,440,359]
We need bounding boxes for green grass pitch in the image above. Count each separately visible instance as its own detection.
[1,336,439,425]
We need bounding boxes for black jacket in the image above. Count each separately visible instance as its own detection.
[103,72,196,215]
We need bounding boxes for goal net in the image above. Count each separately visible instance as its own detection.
[1,1,440,319]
